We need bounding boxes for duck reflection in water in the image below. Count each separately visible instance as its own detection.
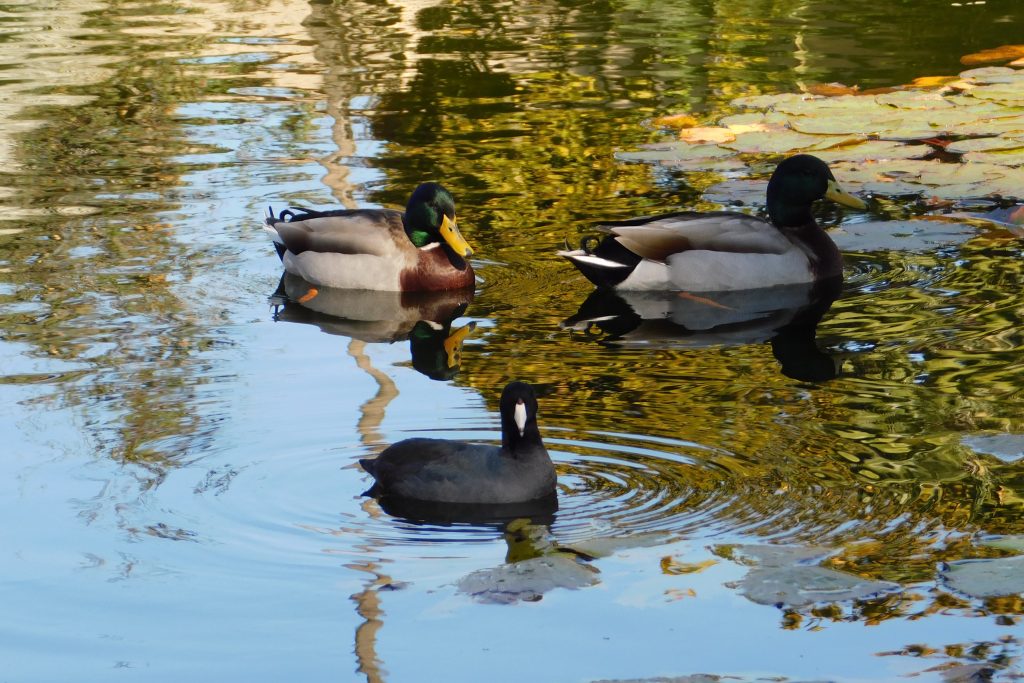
[562,278,842,382]
[269,272,475,380]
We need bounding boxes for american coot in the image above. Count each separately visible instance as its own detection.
[360,381,556,504]
[265,182,475,291]
[558,154,866,291]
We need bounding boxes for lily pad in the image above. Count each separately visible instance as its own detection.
[970,82,1024,105]
[616,142,733,164]
[946,135,1024,154]
[830,220,976,252]
[942,555,1024,598]
[566,531,672,559]
[717,111,790,128]
[809,140,933,163]
[737,565,900,608]
[723,129,862,154]
[962,149,1024,167]
[959,66,1024,84]
[731,92,811,110]
[875,90,955,110]
[456,555,600,604]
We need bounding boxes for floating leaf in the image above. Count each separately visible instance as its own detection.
[723,129,862,154]
[831,219,976,252]
[969,82,1024,105]
[677,126,736,144]
[653,113,699,129]
[959,65,1024,84]
[566,532,671,559]
[717,111,790,128]
[616,142,733,163]
[962,147,1024,167]
[456,555,599,604]
[961,44,1024,66]
[731,92,811,109]
[942,555,1024,598]
[947,135,1024,154]
[737,565,900,607]
[810,140,933,163]
[875,90,955,110]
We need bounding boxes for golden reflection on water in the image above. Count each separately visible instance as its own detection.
[2,0,1024,657]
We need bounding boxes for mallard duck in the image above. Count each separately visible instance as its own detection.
[558,154,866,291]
[360,382,556,504]
[265,182,475,291]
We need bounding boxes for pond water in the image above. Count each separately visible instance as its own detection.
[2,1,1023,681]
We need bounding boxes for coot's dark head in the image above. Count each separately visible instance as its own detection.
[500,381,539,441]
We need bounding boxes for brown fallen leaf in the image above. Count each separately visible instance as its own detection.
[806,82,860,97]
[653,113,699,129]
[961,45,1024,66]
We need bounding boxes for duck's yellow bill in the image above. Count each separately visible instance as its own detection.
[826,179,867,210]
[443,321,476,368]
[440,214,474,257]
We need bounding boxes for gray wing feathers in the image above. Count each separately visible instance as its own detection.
[270,214,402,257]
[608,215,791,259]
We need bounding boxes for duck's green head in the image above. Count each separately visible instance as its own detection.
[767,154,866,227]
[404,183,474,257]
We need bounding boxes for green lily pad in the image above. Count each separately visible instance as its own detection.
[960,66,1024,84]
[970,82,1024,105]
[737,565,900,607]
[717,111,790,128]
[731,92,811,109]
[616,142,733,163]
[831,219,976,252]
[942,555,1024,598]
[962,149,1024,167]
[722,129,863,154]
[456,555,600,604]
[776,94,886,116]
[565,531,672,559]
[809,140,933,163]
[954,115,1024,137]
[875,90,955,110]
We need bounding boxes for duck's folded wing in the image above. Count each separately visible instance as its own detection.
[602,212,791,261]
[268,210,402,257]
